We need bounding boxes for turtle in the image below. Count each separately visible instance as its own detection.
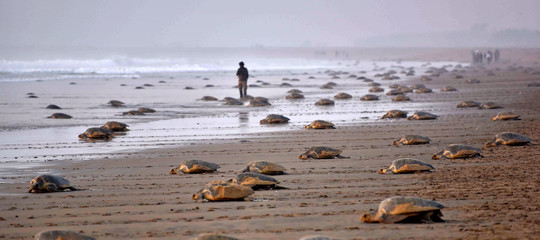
[325,81,338,87]
[392,135,431,146]
[35,230,95,240]
[305,120,335,129]
[465,79,480,84]
[451,74,464,79]
[78,127,114,140]
[299,146,348,159]
[280,83,293,87]
[407,111,437,120]
[368,82,381,87]
[48,113,72,119]
[191,234,240,240]
[360,196,445,223]
[101,121,129,132]
[170,160,221,174]
[441,86,457,92]
[46,104,61,109]
[320,83,334,89]
[192,180,254,202]
[479,102,502,109]
[492,112,520,121]
[419,75,432,81]
[28,175,79,193]
[457,101,481,108]
[260,114,290,124]
[108,100,124,107]
[122,110,145,116]
[143,83,154,87]
[378,158,435,174]
[287,89,303,94]
[432,144,482,159]
[224,98,243,105]
[485,132,532,147]
[398,86,413,93]
[299,236,341,240]
[229,172,285,190]
[138,107,156,113]
[248,99,271,107]
[415,88,433,93]
[386,89,403,96]
[410,84,426,90]
[205,84,215,88]
[360,94,379,101]
[242,160,286,175]
[392,94,410,102]
[334,92,352,99]
[184,86,194,90]
[315,99,335,106]
[369,87,384,93]
[381,110,408,119]
[388,84,401,89]
[286,92,305,99]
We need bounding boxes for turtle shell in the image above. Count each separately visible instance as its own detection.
[485,132,531,147]
[231,172,279,189]
[368,87,384,93]
[315,99,335,106]
[101,121,129,132]
[138,107,156,113]
[384,158,434,174]
[479,102,502,109]
[360,94,379,101]
[286,92,305,99]
[260,114,290,124]
[386,89,404,96]
[122,110,145,115]
[407,111,437,120]
[46,104,62,109]
[243,161,286,175]
[305,120,335,129]
[28,175,76,193]
[287,89,303,94]
[35,230,95,240]
[79,127,114,139]
[201,96,218,101]
[392,135,430,145]
[224,98,243,105]
[170,160,220,174]
[399,87,413,93]
[248,99,271,107]
[415,88,433,93]
[191,234,240,240]
[108,100,124,107]
[299,236,340,240]
[48,113,72,119]
[392,94,410,102]
[368,82,381,87]
[193,180,254,201]
[381,110,408,119]
[457,101,480,108]
[361,196,445,223]
[334,92,352,99]
[432,144,482,159]
[492,112,520,120]
[441,86,457,92]
[299,146,342,159]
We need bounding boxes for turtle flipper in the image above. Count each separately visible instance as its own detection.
[45,184,58,192]
[336,154,350,159]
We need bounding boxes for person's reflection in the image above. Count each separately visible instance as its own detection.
[238,112,249,129]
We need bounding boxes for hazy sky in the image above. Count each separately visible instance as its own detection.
[1,0,539,48]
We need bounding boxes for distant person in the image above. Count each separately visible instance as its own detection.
[494,49,500,62]
[236,61,249,98]
[486,50,493,64]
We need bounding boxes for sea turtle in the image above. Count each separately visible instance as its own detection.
[28,175,78,193]
[441,86,457,92]
[368,82,381,87]
[191,234,240,240]
[410,84,426,90]
[305,120,335,129]
[287,89,303,94]
[242,160,286,175]
[35,230,95,240]
[280,83,293,87]
[48,113,72,119]
[432,144,482,159]
[415,88,433,93]
[315,99,335,106]
[492,112,520,121]
[392,94,410,102]
[108,100,124,107]
[78,127,114,140]
[101,121,129,132]
[479,102,502,109]
[407,111,437,120]
[46,104,61,109]
[260,114,290,124]
[378,158,435,174]
[392,135,431,146]
[122,110,145,116]
[360,94,379,101]
[299,236,341,240]
[485,132,532,147]
[369,87,384,93]
[381,110,408,119]
[230,172,284,190]
[465,79,480,84]
[360,196,445,223]
[170,160,221,174]
[388,84,401,89]
[224,98,243,105]
[299,146,347,159]
[320,83,334,89]
[248,99,271,107]
[386,89,404,96]
[334,92,352,99]
[457,101,481,108]
[192,180,254,202]
[399,86,413,93]
[138,107,156,113]
[286,92,304,99]
[419,75,432,81]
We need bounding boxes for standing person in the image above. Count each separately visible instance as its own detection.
[236,61,249,99]
[486,50,493,64]
[494,49,500,62]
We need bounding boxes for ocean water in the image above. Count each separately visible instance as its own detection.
[0,49,463,177]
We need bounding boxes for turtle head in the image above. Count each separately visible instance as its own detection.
[28,177,43,193]
[298,153,308,159]
[431,150,444,160]
[169,168,177,174]
[192,190,204,201]
[484,139,500,147]
[378,168,387,174]
[360,213,377,223]
[392,140,399,146]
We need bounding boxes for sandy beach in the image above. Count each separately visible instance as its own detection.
[1,48,539,239]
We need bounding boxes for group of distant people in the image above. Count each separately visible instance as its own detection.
[471,49,500,65]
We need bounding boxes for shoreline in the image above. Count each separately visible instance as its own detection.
[1,48,539,239]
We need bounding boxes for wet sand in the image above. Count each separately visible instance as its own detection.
[1,49,540,239]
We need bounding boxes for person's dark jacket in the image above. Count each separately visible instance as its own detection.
[236,67,249,80]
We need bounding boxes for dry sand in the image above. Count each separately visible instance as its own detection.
[1,49,540,239]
